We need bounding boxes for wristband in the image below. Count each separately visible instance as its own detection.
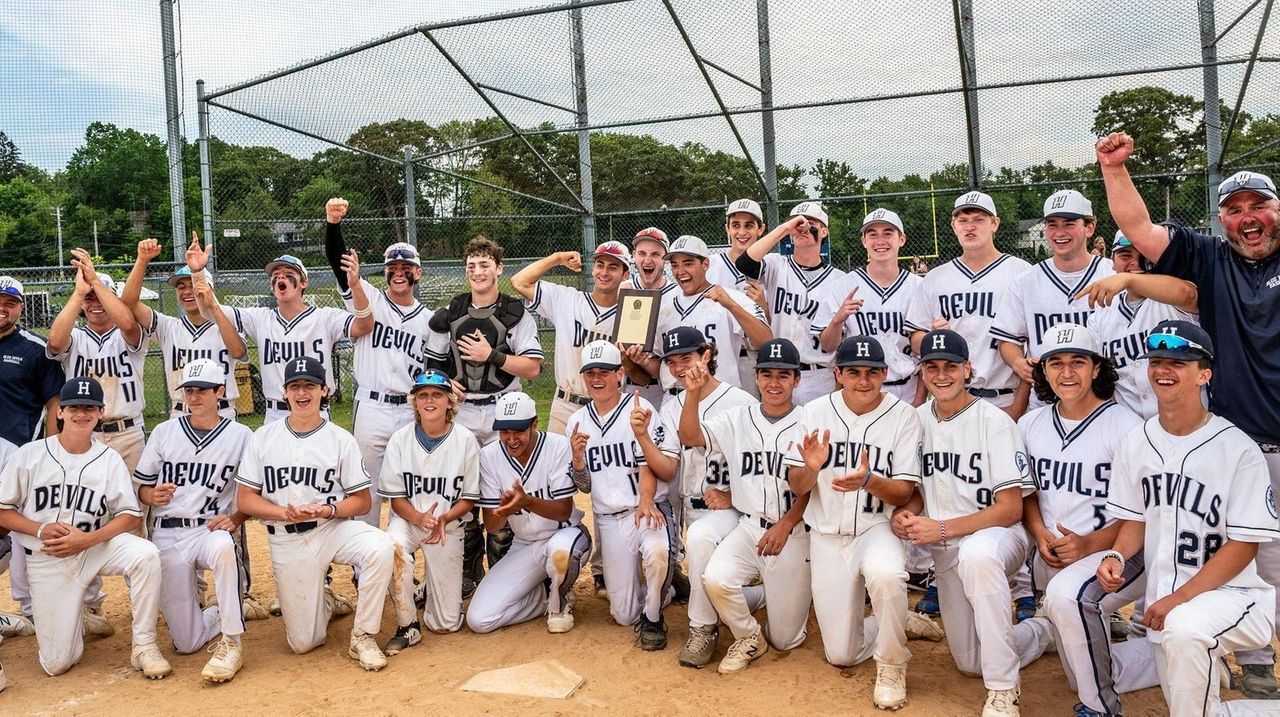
[1100,550,1124,569]
[36,522,49,540]
[860,470,875,491]
[353,304,373,319]
[939,520,948,548]
[488,348,508,366]
[328,504,338,519]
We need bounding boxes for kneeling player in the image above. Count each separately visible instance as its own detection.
[685,339,811,674]
[466,392,591,634]
[893,331,1054,716]
[236,357,394,671]
[0,377,171,679]
[1044,321,1278,717]
[135,359,253,682]
[570,340,676,649]
[788,335,943,711]
[381,369,479,653]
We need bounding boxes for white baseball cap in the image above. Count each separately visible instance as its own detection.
[592,240,633,268]
[0,276,25,301]
[383,242,421,267]
[167,266,213,288]
[178,358,226,389]
[1039,323,1101,360]
[861,208,904,233]
[790,201,829,226]
[95,272,116,292]
[580,340,622,372]
[725,198,764,223]
[1217,171,1278,206]
[265,254,309,280]
[1043,189,1093,219]
[952,190,998,217]
[493,391,537,431]
[664,235,712,260]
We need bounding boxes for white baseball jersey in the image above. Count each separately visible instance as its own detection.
[423,301,544,396]
[526,280,617,397]
[701,404,803,522]
[784,392,923,535]
[47,326,147,419]
[905,254,1031,392]
[1108,415,1279,609]
[342,279,432,395]
[918,397,1035,521]
[146,311,243,409]
[706,251,750,291]
[133,416,252,520]
[568,396,673,515]
[758,254,846,367]
[990,256,1115,359]
[654,286,766,390]
[231,306,352,400]
[236,419,369,530]
[477,432,582,542]
[1018,401,1142,535]
[378,423,480,518]
[657,382,757,502]
[812,268,922,385]
[0,437,142,552]
[1087,293,1195,419]
[0,437,16,471]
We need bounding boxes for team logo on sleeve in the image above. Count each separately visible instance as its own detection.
[1015,451,1030,479]
[1268,486,1277,520]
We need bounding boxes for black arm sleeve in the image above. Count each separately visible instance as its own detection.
[734,251,763,279]
[325,222,349,292]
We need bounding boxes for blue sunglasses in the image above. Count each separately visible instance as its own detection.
[385,247,419,262]
[0,285,21,298]
[1145,332,1210,357]
[414,370,451,389]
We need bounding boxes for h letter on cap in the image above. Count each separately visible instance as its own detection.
[295,359,308,372]
[856,343,869,357]
[769,344,782,359]
[667,333,679,348]
[77,381,91,396]
[931,335,946,350]
[1056,328,1074,343]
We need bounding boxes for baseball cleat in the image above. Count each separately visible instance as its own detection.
[636,615,667,651]
[413,578,427,610]
[0,611,34,638]
[546,609,575,634]
[981,686,1020,716]
[384,623,422,656]
[462,577,477,601]
[906,571,932,593]
[83,608,115,638]
[242,596,271,621]
[1219,657,1238,691]
[1240,664,1280,699]
[678,624,718,668]
[1013,596,1038,623]
[914,585,940,616]
[130,643,173,679]
[905,611,944,642]
[1072,703,1105,717]
[671,570,691,604]
[201,636,243,683]
[1107,611,1129,641]
[717,630,768,674]
[593,574,607,599]
[873,662,908,710]
[268,596,282,616]
[349,632,387,671]
[325,586,354,619]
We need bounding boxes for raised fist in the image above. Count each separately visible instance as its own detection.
[326,197,350,224]
[1095,132,1134,168]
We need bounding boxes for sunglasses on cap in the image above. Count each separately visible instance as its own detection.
[1112,236,1133,249]
[414,370,451,389]
[1219,174,1276,199]
[1145,332,1210,357]
[385,247,419,262]
[0,285,21,298]
[634,228,666,242]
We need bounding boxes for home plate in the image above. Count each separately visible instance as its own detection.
[459,659,584,699]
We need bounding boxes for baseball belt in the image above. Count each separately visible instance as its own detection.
[157,517,208,529]
[97,417,140,434]
[464,394,498,406]
[688,498,707,510]
[758,516,810,532]
[267,399,290,411]
[266,521,319,535]
[364,390,408,406]
[968,387,1015,398]
[884,376,911,387]
[555,388,591,406]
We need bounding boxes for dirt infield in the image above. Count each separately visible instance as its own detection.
[0,501,1225,715]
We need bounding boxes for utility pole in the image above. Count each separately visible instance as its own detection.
[160,0,187,261]
[52,206,64,266]
[93,220,100,257]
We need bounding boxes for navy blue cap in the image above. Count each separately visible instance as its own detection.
[661,326,706,358]
[1142,320,1214,362]
[835,335,887,368]
[60,376,105,407]
[919,329,969,363]
[755,338,800,369]
[283,356,326,386]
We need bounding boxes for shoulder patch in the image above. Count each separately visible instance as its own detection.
[1268,486,1277,520]
[1015,451,1030,478]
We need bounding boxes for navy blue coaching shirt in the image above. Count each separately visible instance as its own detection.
[0,327,65,445]
[1153,223,1280,444]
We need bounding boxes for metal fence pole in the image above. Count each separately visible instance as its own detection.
[954,0,983,187]
[757,0,779,226]
[1199,0,1223,233]
[404,147,418,249]
[160,0,187,261]
[197,80,215,275]
[571,4,597,275]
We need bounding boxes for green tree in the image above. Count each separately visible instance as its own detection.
[1092,87,1200,174]
[0,131,28,183]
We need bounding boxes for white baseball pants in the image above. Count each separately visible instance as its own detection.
[596,503,676,626]
[153,525,246,653]
[466,525,592,633]
[703,516,807,649]
[811,522,912,667]
[388,516,465,634]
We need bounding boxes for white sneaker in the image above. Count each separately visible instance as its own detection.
[242,595,271,621]
[547,609,575,634]
[268,595,282,616]
[982,687,1020,717]
[873,662,908,710]
[83,608,115,638]
[130,643,173,679]
[717,629,768,674]
[905,611,945,642]
[201,636,243,683]
[349,632,387,671]
[0,611,34,637]
[325,586,354,619]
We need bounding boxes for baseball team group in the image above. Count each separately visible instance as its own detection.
[0,132,1277,716]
